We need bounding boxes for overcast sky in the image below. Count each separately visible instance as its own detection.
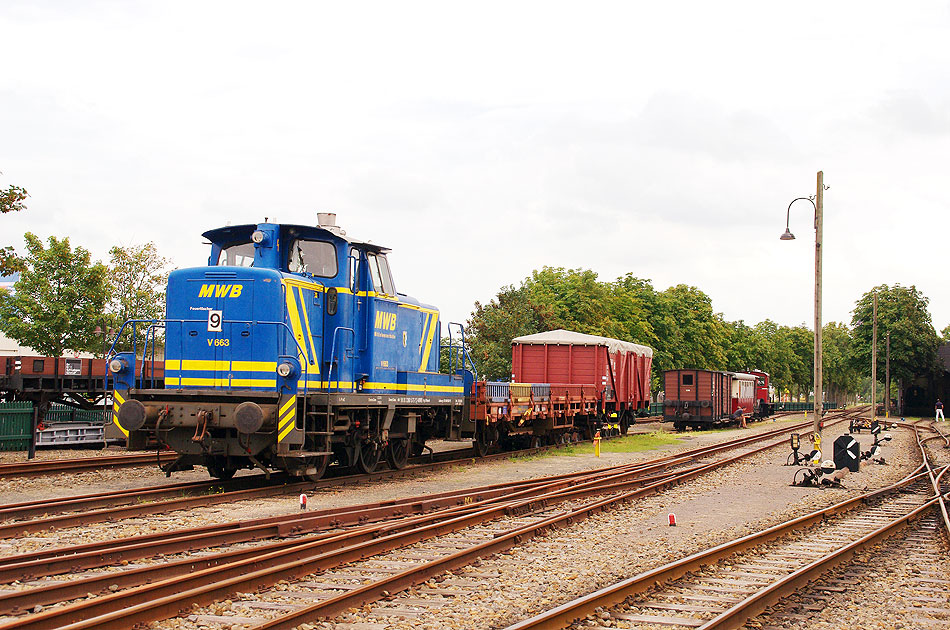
[2,1,949,339]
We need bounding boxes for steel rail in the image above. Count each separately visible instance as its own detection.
[0,415,843,629]
[0,452,176,478]
[914,424,950,536]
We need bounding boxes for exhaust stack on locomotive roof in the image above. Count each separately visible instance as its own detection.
[317,212,345,235]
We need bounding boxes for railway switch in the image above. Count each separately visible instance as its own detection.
[792,459,838,487]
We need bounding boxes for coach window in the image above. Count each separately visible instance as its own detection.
[217,242,255,267]
[682,374,694,386]
[366,252,395,296]
[288,240,337,277]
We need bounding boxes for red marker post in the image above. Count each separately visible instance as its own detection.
[668,513,676,526]
[299,493,307,510]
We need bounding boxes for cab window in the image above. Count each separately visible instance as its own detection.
[217,242,255,267]
[367,252,395,296]
[288,240,337,277]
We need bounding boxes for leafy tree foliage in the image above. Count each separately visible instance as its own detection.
[0,173,28,276]
[850,284,941,385]
[0,233,108,356]
[822,322,858,405]
[106,242,172,351]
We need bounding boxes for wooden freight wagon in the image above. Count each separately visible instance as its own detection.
[663,369,737,430]
[511,329,653,434]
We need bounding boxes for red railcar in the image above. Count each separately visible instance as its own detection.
[467,330,654,453]
[511,329,653,418]
[744,369,774,417]
[663,369,770,430]
[663,369,732,430]
[729,371,757,417]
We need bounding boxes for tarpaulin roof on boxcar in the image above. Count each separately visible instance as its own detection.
[511,329,653,357]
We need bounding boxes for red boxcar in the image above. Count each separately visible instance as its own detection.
[663,369,733,430]
[511,329,653,422]
[663,369,769,430]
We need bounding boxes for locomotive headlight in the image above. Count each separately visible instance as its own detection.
[251,230,266,244]
[109,358,128,374]
[277,361,296,378]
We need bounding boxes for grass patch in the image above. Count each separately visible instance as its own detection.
[513,431,683,460]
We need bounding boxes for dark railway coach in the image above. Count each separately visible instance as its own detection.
[663,369,763,430]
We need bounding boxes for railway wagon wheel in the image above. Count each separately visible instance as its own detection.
[207,457,237,480]
[357,440,383,474]
[473,422,497,457]
[385,438,410,470]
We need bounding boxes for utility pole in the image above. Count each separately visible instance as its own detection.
[885,332,890,418]
[814,171,824,436]
[871,293,877,422]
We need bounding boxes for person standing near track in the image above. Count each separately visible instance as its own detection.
[936,399,945,421]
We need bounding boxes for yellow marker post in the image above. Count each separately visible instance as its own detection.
[594,430,602,457]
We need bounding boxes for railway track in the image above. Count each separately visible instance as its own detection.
[0,442,569,538]
[502,416,949,630]
[0,410,858,630]
[0,451,176,478]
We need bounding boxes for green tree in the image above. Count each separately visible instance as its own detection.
[106,242,172,352]
[822,322,858,405]
[651,284,729,373]
[0,173,28,276]
[940,324,950,343]
[0,233,108,356]
[850,284,940,387]
[467,283,548,380]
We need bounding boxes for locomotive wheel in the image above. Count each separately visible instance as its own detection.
[357,440,382,474]
[385,438,410,470]
[304,455,330,481]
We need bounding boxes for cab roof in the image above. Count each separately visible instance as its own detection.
[202,223,391,253]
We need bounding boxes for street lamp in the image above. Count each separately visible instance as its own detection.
[780,171,828,442]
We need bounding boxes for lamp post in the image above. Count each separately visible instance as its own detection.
[780,171,827,441]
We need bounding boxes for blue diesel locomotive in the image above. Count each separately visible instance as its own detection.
[106,214,471,479]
